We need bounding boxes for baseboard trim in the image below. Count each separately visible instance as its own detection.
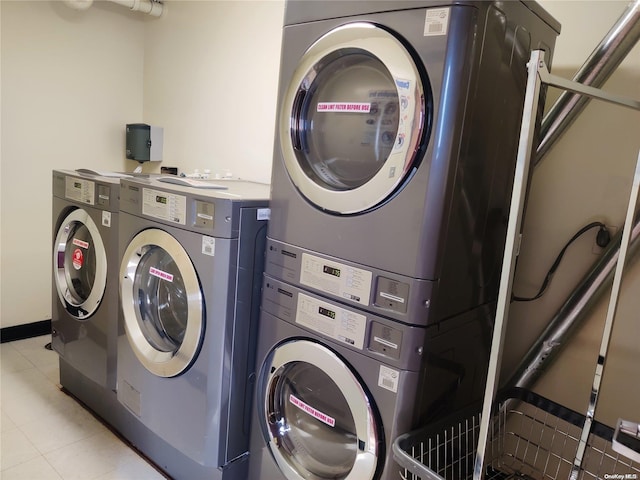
[1,320,52,343]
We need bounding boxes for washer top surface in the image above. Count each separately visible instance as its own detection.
[284,0,560,33]
[119,176,270,238]
[122,176,270,203]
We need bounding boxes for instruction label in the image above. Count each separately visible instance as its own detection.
[289,394,336,427]
[149,267,173,282]
[65,177,95,205]
[142,188,186,225]
[202,236,215,257]
[424,8,450,36]
[300,253,372,306]
[72,238,89,249]
[296,292,367,350]
[317,102,371,113]
[378,365,399,393]
[102,211,111,228]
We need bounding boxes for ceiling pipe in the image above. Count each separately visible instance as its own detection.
[535,0,640,166]
[63,0,163,17]
[108,0,163,17]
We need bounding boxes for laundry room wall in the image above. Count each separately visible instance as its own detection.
[141,0,285,183]
[506,1,640,427]
[0,1,145,329]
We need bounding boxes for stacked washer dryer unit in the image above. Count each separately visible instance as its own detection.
[52,169,123,425]
[117,177,269,479]
[249,2,560,480]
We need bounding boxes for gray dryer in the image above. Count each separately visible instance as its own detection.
[266,0,561,325]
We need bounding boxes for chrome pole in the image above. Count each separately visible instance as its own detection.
[535,0,640,164]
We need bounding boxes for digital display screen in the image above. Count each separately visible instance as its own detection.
[318,306,336,320]
[156,195,167,205]
[323,265,341,277]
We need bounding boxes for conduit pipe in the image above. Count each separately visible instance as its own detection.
[535,0,640,165]
[109,0,163,17]
[63,0,163,17]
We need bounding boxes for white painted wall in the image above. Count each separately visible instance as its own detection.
[0,0,285,329]
[142,0,285,183]
[0,1,145,328]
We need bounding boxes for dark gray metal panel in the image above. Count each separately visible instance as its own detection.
[284,0,560,33]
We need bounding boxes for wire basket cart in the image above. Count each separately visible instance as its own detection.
[393,388,640,480]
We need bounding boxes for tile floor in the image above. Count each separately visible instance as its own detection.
[1,335,166,479]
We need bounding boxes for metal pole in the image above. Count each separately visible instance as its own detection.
[535,0,640,164]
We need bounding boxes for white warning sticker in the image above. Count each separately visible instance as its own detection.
[149,267,173,282]
[202,236,215,257]
[102,211,111,228]
[289,394,336,427]
[424,8,450,36]
[257,208,271,221]
[378,365,399,393]
[317,102,371,113]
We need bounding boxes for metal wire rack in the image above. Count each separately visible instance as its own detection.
[393,389,640,480]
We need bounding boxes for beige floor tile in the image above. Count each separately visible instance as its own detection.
[43,430,147,480]
[0,456,64,480]
[1,410,18,432]
[0,344,33,374]
[19,399,109,454]
[0,426,41,471]
[1,369,77,427]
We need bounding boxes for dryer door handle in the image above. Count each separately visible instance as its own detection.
[291,88,307,151]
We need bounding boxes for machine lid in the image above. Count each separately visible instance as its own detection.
[53,208,107,319]
[120,229,204,378]
[280,22,429,214]
[261,339,380,480]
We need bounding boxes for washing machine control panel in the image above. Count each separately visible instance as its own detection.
[262,275,426,371]
[142,187,187,225]
[65,176,95,205]
[265,238,434,327]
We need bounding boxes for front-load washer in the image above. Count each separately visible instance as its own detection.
[117,177,269,479]
[52,169,126,423]
[248,275,492,480]
[267,1,560,325]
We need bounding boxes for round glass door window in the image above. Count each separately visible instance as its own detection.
[261,340,380,480]
[53,208,107,319]
[120,229,204,378]
[281,22,430,214]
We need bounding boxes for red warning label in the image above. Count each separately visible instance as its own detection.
[72,249,84,270]
[289,394,335,427]
[149,267,174,282]
[73,238,90,249]
[317,102,371,113]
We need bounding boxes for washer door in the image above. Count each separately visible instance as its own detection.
[281,22,428,214]
[260,340,380,480]
[120,229,204,378]
[54,208,107,319]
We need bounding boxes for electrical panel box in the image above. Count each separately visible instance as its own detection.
[126,123,163,162]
